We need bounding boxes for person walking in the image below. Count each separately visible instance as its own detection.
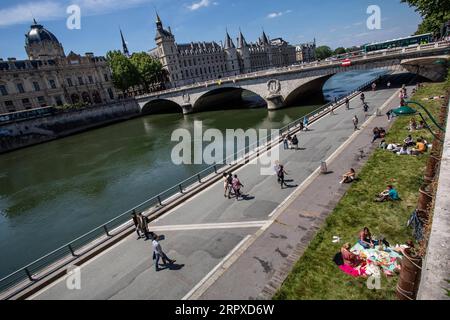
[274,161,281,182]
[360,93,365,104]
[345,97,350,110]
[152,235,176,272]
[132,211,144,239]
[138,213,151,240]
[291,135,299,150]
[303,117,309,131]
[352,115,359,131]
[387,81,391,89]
[232,175,244,200]
[278,165,288,189]
[371,82,377,91]
[223,172,229,197]
[363,102,369,118]
[282,134,289,150]
[227,173,234,199]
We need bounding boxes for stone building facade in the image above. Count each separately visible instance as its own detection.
[0,21,116,115]
[295,40,317,63]
[149,14,297,87]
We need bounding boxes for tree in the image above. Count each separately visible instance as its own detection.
[106,50,139,94]
[401,0,450,35]
[334,47,347,55]
[130,52,163,91]
[315,46,333,60]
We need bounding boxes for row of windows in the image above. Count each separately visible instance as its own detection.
[2,95,56,112]
[0,73,109,95]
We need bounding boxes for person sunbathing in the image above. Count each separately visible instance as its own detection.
[339,168,356,184]
[375,185,399,202]
[397,144,410,155]
[341,243,363,267]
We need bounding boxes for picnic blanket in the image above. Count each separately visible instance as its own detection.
[350,243,403,276]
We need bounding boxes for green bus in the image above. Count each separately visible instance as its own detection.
[364,33,433,53]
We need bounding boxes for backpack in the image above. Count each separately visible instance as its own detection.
[333,252,344,266]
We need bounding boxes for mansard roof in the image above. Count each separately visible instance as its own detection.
[177,42,223,55]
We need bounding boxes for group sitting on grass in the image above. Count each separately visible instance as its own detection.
[333,227,413,278]
[374,185,400,202]
[380,136,429,156]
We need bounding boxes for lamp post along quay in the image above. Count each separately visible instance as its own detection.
[392,100,446,142]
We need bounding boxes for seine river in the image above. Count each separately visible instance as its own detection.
[0,70,386,278]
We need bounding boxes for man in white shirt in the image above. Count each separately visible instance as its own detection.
[152,235,176,271]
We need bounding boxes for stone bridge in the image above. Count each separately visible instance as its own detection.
[136,42,450,114]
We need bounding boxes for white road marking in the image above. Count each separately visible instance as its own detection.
[150,221,267,232]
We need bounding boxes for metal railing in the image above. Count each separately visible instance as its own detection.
[0,73,388,297]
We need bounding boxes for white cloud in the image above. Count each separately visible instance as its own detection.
[267,10,292,19]
[0,1,64,27]
[0,0,153,27]
[187,0,215,11]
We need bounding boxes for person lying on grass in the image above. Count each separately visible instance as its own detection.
[339,168,356,184]
[374,185,400,202]
[341,242,364,267]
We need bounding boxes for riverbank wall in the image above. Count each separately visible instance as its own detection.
[0,99,140,154]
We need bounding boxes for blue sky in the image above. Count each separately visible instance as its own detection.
[0,0,422,60]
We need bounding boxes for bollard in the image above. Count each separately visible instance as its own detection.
[320,161,328,174]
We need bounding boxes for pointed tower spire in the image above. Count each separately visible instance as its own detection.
[224,29,235,49]
[238,28,248,49]
[261,29,270,45]
[33,18,38,25]
[155,10,163,29]
[120,29,130,57]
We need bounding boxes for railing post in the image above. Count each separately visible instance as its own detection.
[24,268,33,281]
[103,225,110,236]
[68,244,76,257]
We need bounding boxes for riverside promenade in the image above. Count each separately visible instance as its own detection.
[29,74,412,300]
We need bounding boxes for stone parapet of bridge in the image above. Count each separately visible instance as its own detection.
[135,41,450,114]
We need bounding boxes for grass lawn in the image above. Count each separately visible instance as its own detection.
[274,80,449,300]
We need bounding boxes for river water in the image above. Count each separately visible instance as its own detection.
[0,70,386,278]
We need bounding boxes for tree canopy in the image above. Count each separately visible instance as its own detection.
[130,52,163,91]
[401,0,450,35]
[106,51,164,93]
[106,50,139,93]
[315,46,333,60]
[334,47,347,55]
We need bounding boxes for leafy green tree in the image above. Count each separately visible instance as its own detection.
[334,47,347,55]
[130,52,163,91]
[315,46,333,60]
[401,0,450,35]
[106,50,139,94]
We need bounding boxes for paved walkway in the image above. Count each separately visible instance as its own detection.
[30,74,412,300]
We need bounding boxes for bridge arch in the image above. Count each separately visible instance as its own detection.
[284,74,335,107]
[193,86,266,112]
[141,99,184,115]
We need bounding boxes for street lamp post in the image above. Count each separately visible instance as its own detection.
[392,100,446,142]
